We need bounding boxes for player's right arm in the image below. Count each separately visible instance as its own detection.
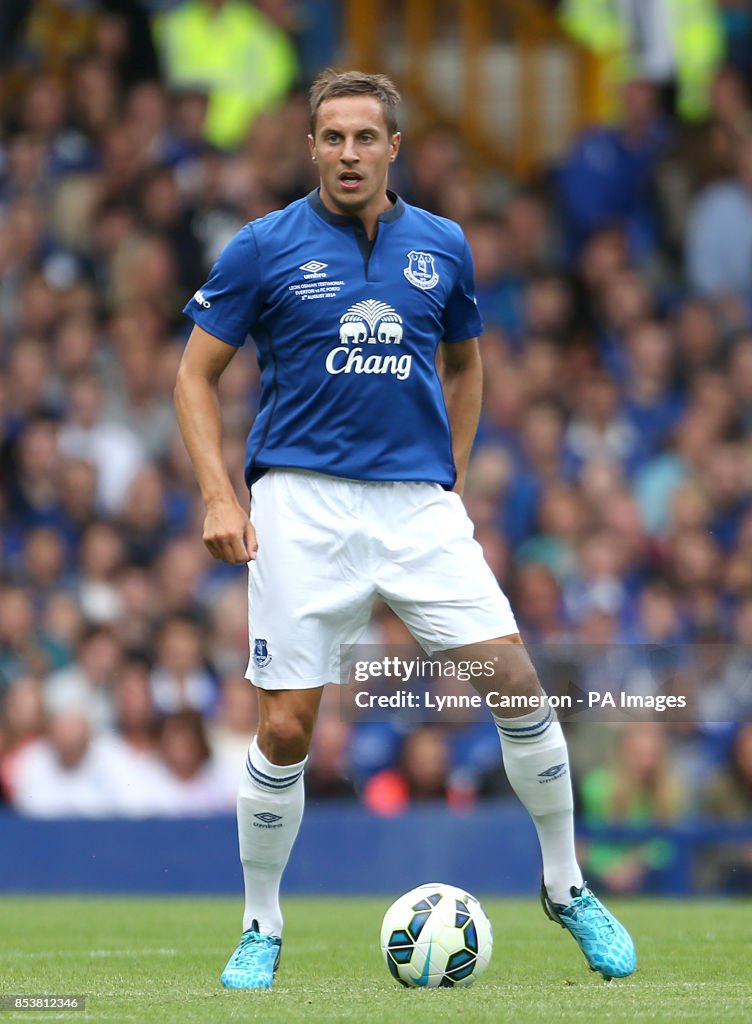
[174,324,258,564]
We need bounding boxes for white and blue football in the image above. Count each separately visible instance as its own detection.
[380,882,493,988]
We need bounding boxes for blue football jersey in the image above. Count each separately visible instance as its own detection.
[183,190,483,489]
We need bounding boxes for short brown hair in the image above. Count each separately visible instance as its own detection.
[309,69,401,136]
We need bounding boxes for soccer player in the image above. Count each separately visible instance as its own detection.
[174,69,636,989]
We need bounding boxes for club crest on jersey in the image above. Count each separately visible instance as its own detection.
[404,250,439,290]
[252,638,272,668]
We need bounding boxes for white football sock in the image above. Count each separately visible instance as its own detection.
[493,702,583,905]
[237,735,306,936]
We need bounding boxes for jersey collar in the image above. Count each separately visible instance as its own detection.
[306,188,405,226]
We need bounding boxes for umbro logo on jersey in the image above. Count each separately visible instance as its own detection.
[299,259,328,279]
[193,289,211,308]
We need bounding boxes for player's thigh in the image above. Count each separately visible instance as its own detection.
[248,470,375,688]
[379,488,518,654]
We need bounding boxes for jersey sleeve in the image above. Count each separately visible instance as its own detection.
[441,236,484,343]
[182,225,263,346]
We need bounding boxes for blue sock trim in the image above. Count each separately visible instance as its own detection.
[245,754,303,790]
[495,706,553,739]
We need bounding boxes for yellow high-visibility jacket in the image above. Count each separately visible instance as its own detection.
[561,0,724,122]
[155,0,298,149]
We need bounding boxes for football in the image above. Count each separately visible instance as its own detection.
[380,882,493,988]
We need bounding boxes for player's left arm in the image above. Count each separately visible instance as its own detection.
[439,337,482,496]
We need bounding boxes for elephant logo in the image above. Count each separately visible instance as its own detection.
[339,321,367,345]
[339,299,403,344]
[403,250,439,290]
[377,321,403,345]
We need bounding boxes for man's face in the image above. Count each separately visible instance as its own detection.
[308,95,400,218]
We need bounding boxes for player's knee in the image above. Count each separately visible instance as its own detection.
[488,648,542,700]
[258,711,313,763]
[499,664,541,701]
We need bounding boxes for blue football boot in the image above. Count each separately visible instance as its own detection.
[541,881,636,980]
[220,920,282,990]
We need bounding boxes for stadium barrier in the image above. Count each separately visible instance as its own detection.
[1,806,750,895]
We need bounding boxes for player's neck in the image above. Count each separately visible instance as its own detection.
[318,188,394,240]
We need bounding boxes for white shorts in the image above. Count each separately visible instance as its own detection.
[245,469,518,689]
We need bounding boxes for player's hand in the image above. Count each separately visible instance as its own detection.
[202,497,258,563]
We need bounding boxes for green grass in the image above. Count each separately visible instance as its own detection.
[0,896,750,1023]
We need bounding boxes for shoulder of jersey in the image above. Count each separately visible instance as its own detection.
[401,200,468,250]
[246,196,310,240]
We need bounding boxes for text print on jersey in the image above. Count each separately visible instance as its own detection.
[326,298,413,380]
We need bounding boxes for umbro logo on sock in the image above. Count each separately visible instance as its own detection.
[537,763,567,783]
[254,812,283,828]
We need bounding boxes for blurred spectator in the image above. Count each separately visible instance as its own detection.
[556,80,672,262]
[153,0,298,150]
[514,563,570,642]
[516,481,584,580]
[106,656,170,816]
[401,127,465,213]
[207,671,258,776]
[75,521,125,625]
[44,624,122,732]
[563,528,629,626]
[153,537,213,619]
[5,415,62,530]
[700,723,752,891]
[672,298,721,377]
[92,1,161,88]
[207,582,251,677]
[117,466,171,568]
[11,709,126,818]
[578,721,687,893]
[134,164,205,293]
[626,578,686,645]
[499,399,565,545]
[58,370,146,515]
[703,723,752,819]
[0,586,53,685]
[305,714,358,801]
[685,133,752,296]
[0,675,45,805]
[150,615,217,716]
[363,726,461,816]
[154,709,236,814]
[563,370,645,478]
[13,526,68,611]
[622,319,684,455]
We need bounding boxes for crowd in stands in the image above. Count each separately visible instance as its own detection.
[1,0,751,890]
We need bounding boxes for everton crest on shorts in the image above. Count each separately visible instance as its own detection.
[252,638,272,668]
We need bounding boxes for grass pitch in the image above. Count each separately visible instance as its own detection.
[0,896,750,1023]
